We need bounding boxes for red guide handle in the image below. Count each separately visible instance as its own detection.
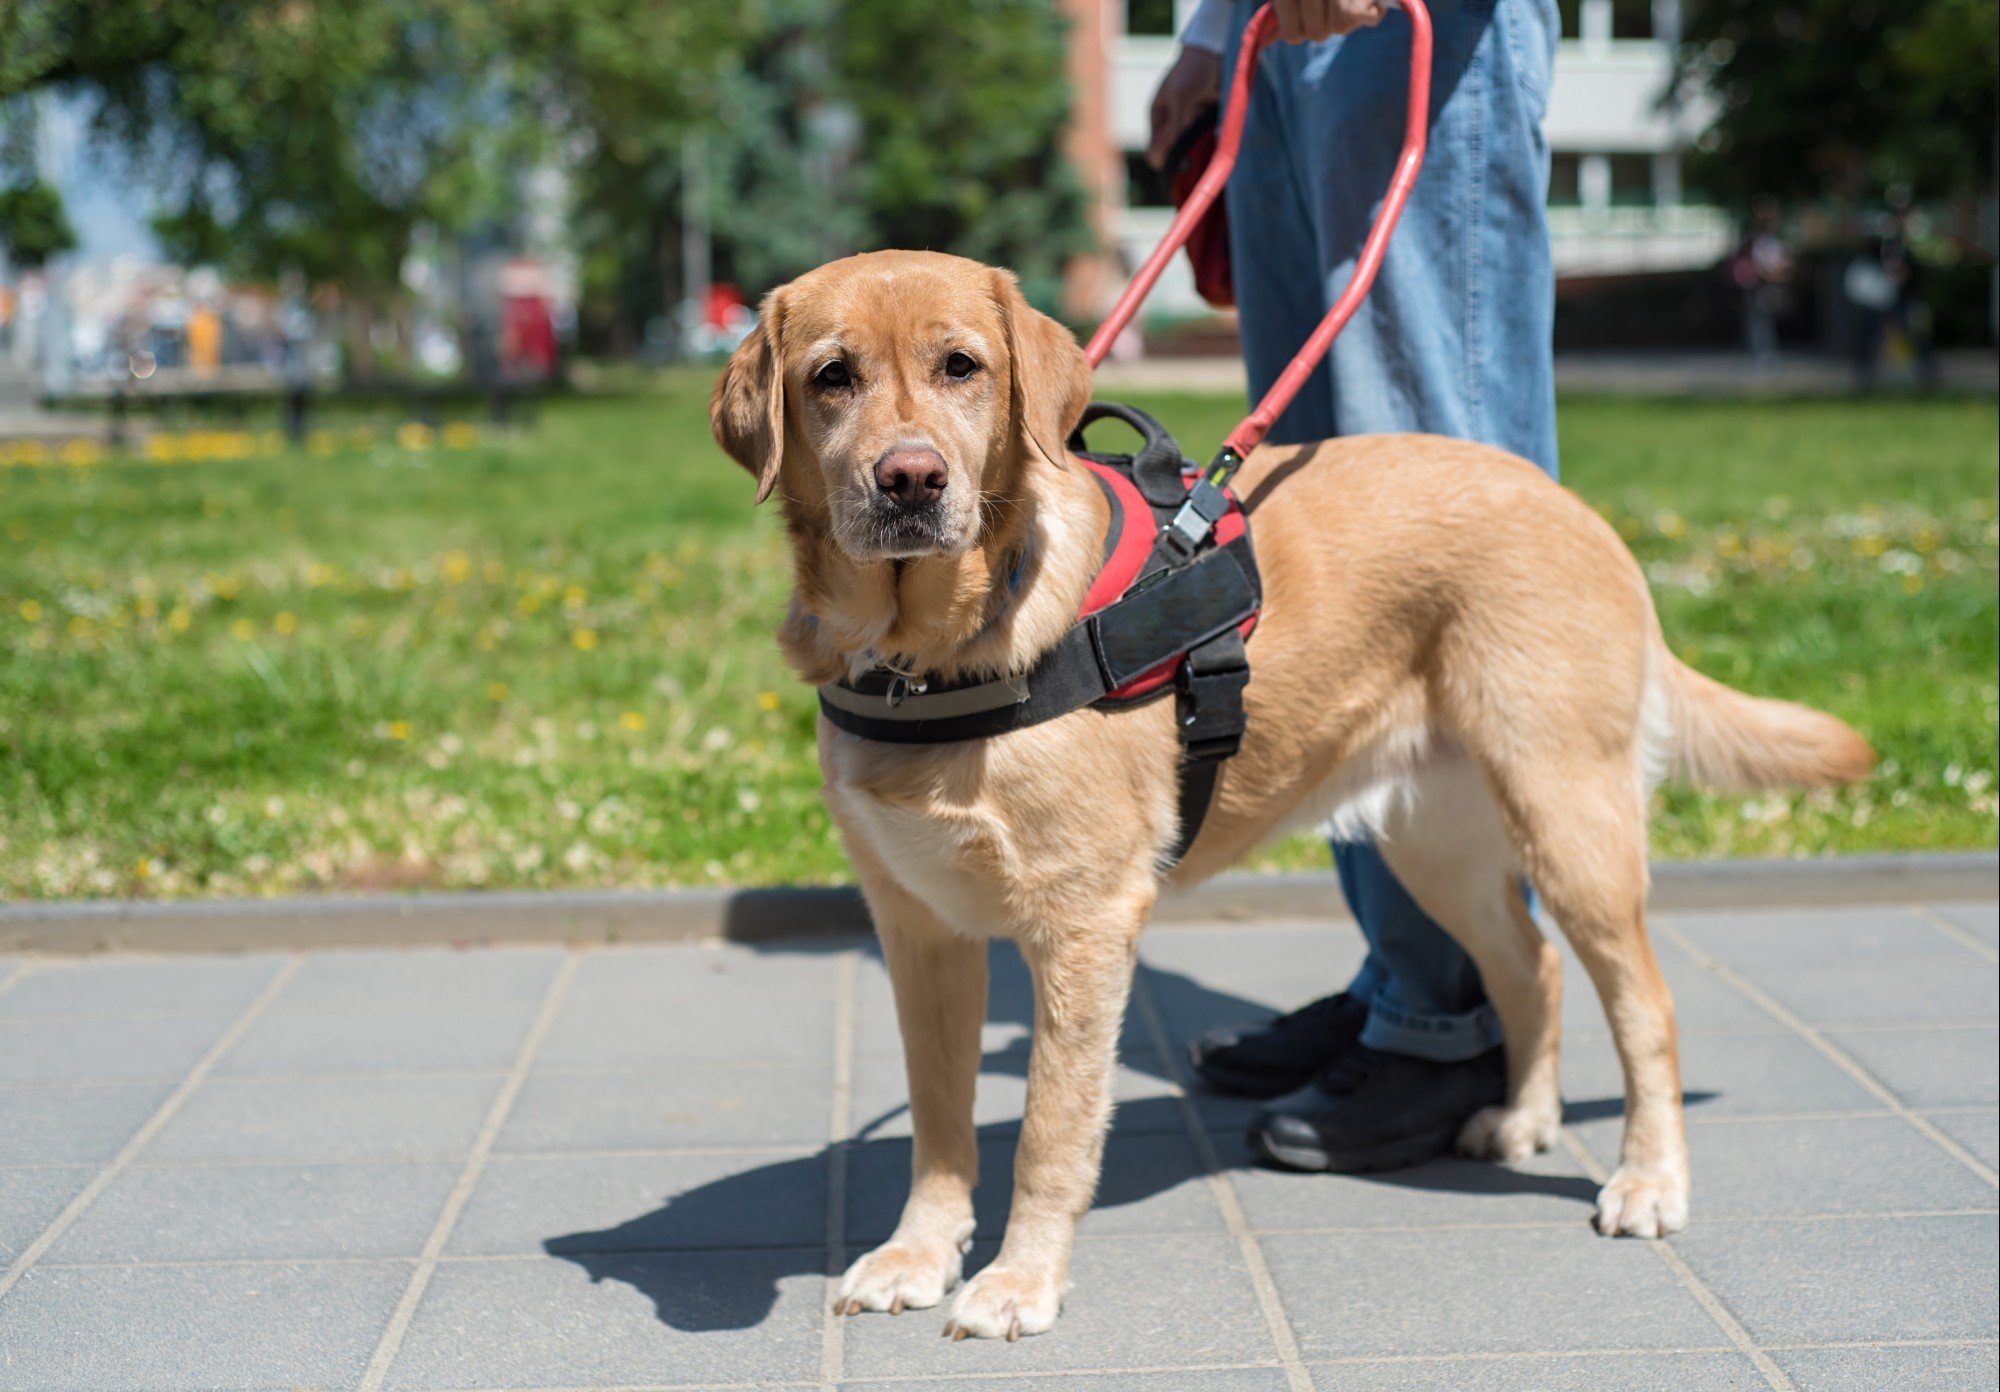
[1083,0,1433,461]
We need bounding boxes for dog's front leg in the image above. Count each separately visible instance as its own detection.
[944,901,1146,1341]
[836,877,986,1317]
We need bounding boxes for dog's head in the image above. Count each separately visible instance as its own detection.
[710,250,1091,561]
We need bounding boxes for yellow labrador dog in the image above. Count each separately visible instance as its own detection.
[710,249,1872,1341]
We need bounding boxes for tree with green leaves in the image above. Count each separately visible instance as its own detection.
[1677,0,1999,212]
[0,179,76,267]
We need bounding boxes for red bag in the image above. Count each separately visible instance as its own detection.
[1166,105,1234,309]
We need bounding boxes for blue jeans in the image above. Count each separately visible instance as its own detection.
[1223,0,1559,1063]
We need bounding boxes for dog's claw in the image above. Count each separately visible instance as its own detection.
[952,1325,970,1341]
[889,1295,904,1315]
[1006,1315,1021,1342]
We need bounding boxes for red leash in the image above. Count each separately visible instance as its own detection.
[1084,0,1433,476]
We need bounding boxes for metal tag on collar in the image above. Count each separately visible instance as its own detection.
[884,673,928,708]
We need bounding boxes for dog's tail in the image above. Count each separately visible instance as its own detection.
[1657,646,1874,792]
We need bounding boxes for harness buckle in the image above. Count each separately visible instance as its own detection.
[1175,629,1250,762]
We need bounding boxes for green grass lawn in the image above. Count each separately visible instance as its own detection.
[0,384,1993,899]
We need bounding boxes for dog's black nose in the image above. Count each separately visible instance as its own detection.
[875,448,947,508]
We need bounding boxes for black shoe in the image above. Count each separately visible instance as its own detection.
[1247,1043,1507,1173]
[1187,992,1368,1099]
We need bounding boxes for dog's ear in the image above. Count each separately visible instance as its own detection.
[709,289,788,504]
[993,269,1090,471]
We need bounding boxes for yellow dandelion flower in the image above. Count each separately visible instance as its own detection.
[563,585,587,610]
[487,681,509,702]
[307,430,339,455]
[136,594,158,620]
[61,439,102,467]
[619,710,647,732]
[273,611,298,635]
[17,599,41,623]
[396,422,433,451]
[145,434,181,463]
[443,421,478,449]
[306,562,338,587]
[442,551,472,585]
[1853,534,1888,558]
[756,690,781,712]
[475,626,499,651]
[167,605,192,634]
[1902,574,1924,595]
[230,618,256,641]
[67,615,92,638]
[387,720,412,740]
[482,559,507,584]
[571,628,599,652]
[516,593,541,616]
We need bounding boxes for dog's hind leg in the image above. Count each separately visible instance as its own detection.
[1498,763,1689,1238]
[943,884,1153,1341]
[1372,759,1565,1163]
[836,855,987,1317]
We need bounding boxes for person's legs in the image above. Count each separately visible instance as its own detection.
[1304,0,1559,1060]
[1196,0,1562,1160]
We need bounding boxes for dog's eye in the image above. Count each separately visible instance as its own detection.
[943,351,978,380]
[814,360,852,389]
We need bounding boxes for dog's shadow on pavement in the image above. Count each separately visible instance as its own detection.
[545,951,1715,1335]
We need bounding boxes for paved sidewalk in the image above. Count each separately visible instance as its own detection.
[1,900,1994,1391]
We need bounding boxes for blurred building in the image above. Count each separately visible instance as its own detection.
[1065,0,1726,320]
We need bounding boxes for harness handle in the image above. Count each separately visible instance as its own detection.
[1067,401,1190,507]
[1082,0,1433,468]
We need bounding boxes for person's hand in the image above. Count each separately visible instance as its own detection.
[1272,0,1388,43]
[1145,46,1222,170]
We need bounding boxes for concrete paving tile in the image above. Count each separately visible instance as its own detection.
[1770,1341,2000,1392]
[0,1082,172,1164]
[46,1161,459,1263]
[0,1259,408,1391]
[1260,1226,1720,1358]
[1304,1352,1762,1391]
[0,955,285,1019]
[449,1150,826,1255]
[0,1167,90,1260]
[1667,907,2000,1025]
[537,989,834,1068]
[385,1251,823,1388]
[847,1046,1185,1138]
[212,1006,533,1076]
[145,1074,500,1162]
[1670,1212,1999,1345]
[1141,926,1368,1050]
[0,1014,232,1084]
[1926,1109,1999,1169]
[1933,902,1999,950]
[499,1061,833,1152]
[1224,1135,1600,1234]
[843,1372,1292,1391]
[846,1132,1222,1246]
[277,944,562,1013]
[1569,1115,1997,1218]
[839,1234,1278,1379]
[1561,1031,1879,1121]
[1828,1026,1999,1109]
[567,941,839,1004]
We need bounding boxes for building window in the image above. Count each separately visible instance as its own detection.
[1549,153,1582,207]
[1126,0,1176,36]
[1609,0,1654,38]
[1609,153,1653,207]
[1125,151,1175,209]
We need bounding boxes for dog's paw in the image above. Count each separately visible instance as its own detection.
[1455,1103,1559,1163]
[835,1241,962,1316]
[941,1263,1063,1341]
[1593,1165,1689,1238]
